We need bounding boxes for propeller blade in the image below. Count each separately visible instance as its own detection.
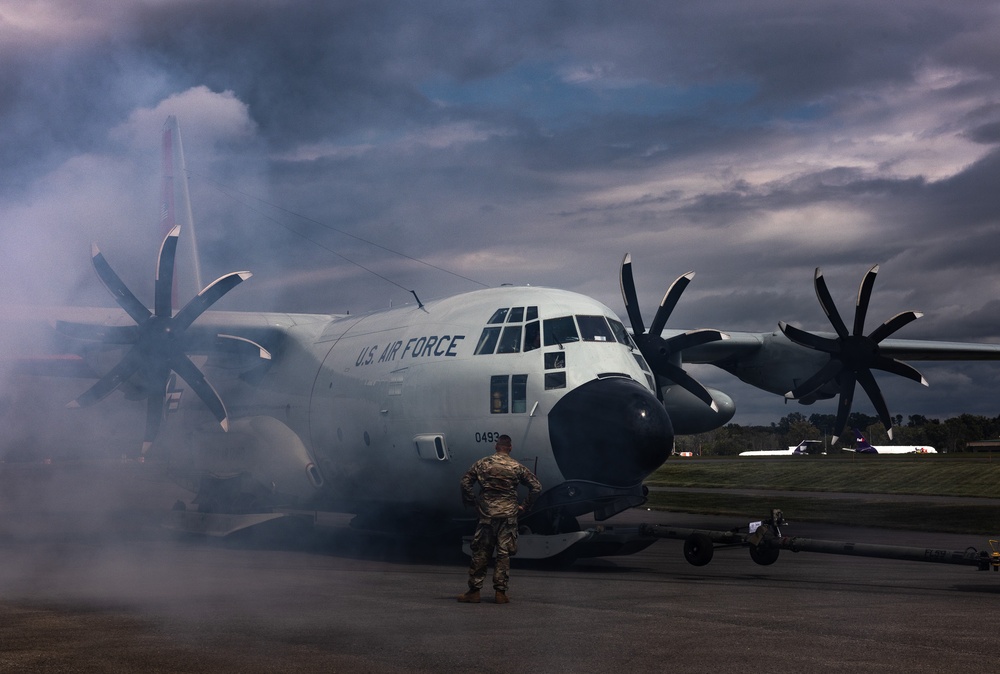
[867,311,923,343]
[142,373,166,453]
[831,371,857,444]
[785,357,844,400]
[660,362,719,411]
[216,334,273,361]
[814,269,850,339]
[173,271,252,331]
[649,272,694,336]
[619,254,646,336]
[67,345,142,408]
[171,354,229,430]
[91,245,152,325]
[872,356,928,386]
[856,368,894,440]
[54,321,139,344]
[853,264,879,336]
[779,321,839,353]
[618,258,724,411]
[154,225,181,318]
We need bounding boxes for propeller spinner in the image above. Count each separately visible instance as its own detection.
[779,265,926,444]
[60,226,251,453]
[619,253,728,411]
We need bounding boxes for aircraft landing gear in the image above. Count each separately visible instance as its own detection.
[518,510,583,567]
[521,509,580,536]
[192,474,271,515]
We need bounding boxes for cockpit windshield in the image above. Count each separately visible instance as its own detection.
[576,315,615,342]
[476,308,631,354]
[543,316,578,346]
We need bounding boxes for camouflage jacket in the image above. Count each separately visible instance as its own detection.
[460,452,542,519]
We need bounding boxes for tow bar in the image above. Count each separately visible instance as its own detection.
[639,509,996,571]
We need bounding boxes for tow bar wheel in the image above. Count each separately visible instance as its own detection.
[749,544,780,566]
[683,533,714,566]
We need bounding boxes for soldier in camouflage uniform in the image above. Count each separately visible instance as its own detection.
[457,435,542,604]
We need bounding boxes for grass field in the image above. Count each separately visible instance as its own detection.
[644,455,1000,535]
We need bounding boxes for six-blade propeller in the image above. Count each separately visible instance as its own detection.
[619,253,728,411]
[779,265,926,443]
[60,226,251,453]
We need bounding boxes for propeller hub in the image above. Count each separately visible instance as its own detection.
[840,335,877,366]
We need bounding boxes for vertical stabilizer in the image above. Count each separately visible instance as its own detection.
[852,429,876,453]
[161,116,205,304]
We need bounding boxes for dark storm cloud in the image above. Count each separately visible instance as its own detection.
[3,0,1000,425]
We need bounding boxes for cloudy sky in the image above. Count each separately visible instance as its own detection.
[2,0,1000,426]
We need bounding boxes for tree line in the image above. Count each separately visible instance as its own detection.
[673,412,1000,456]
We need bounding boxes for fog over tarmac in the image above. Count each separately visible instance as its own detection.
[4,9,1000,670]
[3,1,1000,431]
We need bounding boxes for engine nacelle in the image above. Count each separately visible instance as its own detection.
[660,384,735,435]
[166,415,323,507]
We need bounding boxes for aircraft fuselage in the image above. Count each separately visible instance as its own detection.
[162,286,674,525]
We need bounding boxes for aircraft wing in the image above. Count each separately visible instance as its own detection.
[672,330,764,365]
[3,305,335,378]
[875,338,1000,361]
[676,330,1000,365]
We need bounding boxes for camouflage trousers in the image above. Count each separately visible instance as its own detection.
[467,516,519,592]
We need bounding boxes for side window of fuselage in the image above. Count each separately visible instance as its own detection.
[490,374,528,414]
[490,375,508,413]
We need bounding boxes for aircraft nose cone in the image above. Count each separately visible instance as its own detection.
[548,377,673,487]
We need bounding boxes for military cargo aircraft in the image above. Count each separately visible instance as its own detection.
[10,119,1000,557]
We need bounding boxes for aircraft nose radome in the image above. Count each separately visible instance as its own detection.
[548,377,673,487]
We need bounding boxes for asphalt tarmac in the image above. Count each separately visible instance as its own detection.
[1,503,997,673]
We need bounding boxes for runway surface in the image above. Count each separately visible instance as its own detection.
[1,502,997,673]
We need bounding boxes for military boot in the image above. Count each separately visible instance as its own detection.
[457,590,480,603]
[495,591,509,604]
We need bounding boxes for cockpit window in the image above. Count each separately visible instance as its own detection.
[474,327,501,355]
[496,325,522,354]
[607,318,634,347]
[543,316,579,346]
[508,307,524,323]
[526,306,538,321]
[524,321,541,352]
[487,308,509,324]
[576,315,615,342]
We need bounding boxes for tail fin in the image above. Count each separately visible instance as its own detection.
[853,428,877,453]
[160,116,204,304]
